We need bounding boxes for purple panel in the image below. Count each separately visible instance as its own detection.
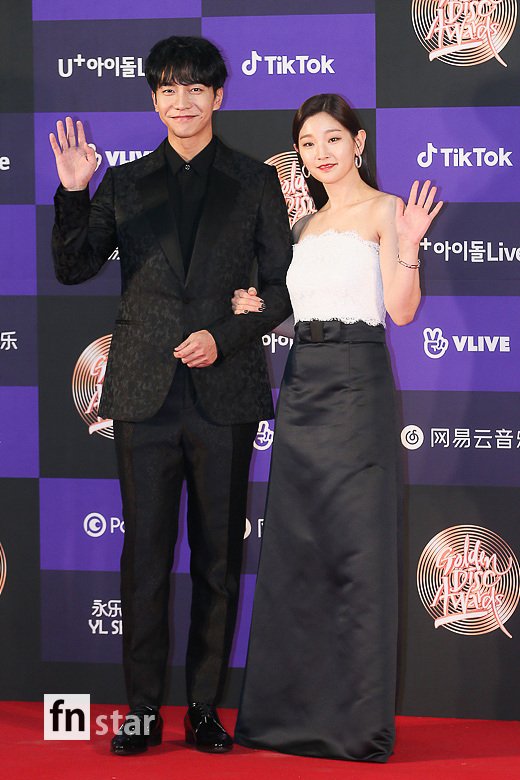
[33,0,201,20]
[35,112,166,205]
[40,478,191,573]
[249,434,273,483]
[174,490,190,574]
[248,389,279,482]
[0,207,36,294]
[0,115,34,204]
[243,482,268,575]
[377,107,520,203]
[33,19,200,113]
[204,0,375,13]
[202,15,375,110]
[40,478,124,571]
[401,391,520,488]
[0,298,38,385]
[0,387,39,477]
[387,296,520,392]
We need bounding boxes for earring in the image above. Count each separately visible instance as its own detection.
[301,164,310,179]
[355,152,362,169]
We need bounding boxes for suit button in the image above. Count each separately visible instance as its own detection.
[182,295,191,303]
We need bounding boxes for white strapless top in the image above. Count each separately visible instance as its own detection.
[287,230,386,327]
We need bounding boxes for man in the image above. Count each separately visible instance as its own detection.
[50,36,292,755]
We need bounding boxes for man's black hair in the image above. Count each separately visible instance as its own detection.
[145,36,228,93]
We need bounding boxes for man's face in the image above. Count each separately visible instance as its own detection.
[152,83,223,141]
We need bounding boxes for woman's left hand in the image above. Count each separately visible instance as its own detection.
[231,287,264,315]
[395,180,443,247]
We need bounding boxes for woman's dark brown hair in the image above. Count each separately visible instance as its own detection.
[292,93,378,206]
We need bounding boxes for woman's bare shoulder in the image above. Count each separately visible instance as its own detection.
[372,191,399,211]
[371,191,402,227]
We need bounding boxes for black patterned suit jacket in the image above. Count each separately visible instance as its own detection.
[52,138,293,424]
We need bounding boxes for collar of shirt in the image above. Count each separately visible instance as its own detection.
[164,136,217,178]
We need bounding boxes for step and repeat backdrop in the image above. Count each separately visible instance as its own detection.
[1,0,520,718]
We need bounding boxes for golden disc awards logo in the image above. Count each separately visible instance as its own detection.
[417,525,520,637]
[266,152,316,228]
[411,0,517,67]
[72,335,114,439]
[0,543,6,596]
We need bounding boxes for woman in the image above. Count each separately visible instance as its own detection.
[233,94,442,762]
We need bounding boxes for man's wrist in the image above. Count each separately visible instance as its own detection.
[205,328,223,362]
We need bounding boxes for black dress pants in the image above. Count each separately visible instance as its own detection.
[113,363,257,710]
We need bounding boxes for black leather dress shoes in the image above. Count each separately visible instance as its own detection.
[184,702,233,753]
[111,706,163,755]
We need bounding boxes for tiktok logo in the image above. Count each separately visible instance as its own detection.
[241,50,335,76]
[418,142,513,168]
[242,50,262,75]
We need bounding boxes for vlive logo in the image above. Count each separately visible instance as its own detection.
[241,50,335,76]
[254,421,274,451]
[423,327,449,358]
[87,144,152,172]
[423,327,510,358]
[418,142,513,168]
[0,155,10,171]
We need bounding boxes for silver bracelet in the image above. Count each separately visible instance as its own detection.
[397,255,421,269]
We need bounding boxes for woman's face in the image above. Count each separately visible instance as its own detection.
[296,111,364,185]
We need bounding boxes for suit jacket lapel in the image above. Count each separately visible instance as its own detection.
[136,142,185,284]
[186,141,241,288]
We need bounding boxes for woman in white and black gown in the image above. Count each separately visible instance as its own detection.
[232,94,443,763]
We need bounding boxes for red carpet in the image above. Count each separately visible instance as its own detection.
[1,702,519,779]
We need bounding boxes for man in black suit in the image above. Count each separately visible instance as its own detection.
[50,36,292,755]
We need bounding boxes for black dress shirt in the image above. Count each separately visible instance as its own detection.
[164,136,216,273]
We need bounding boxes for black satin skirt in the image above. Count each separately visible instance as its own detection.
[235,321,399,762]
